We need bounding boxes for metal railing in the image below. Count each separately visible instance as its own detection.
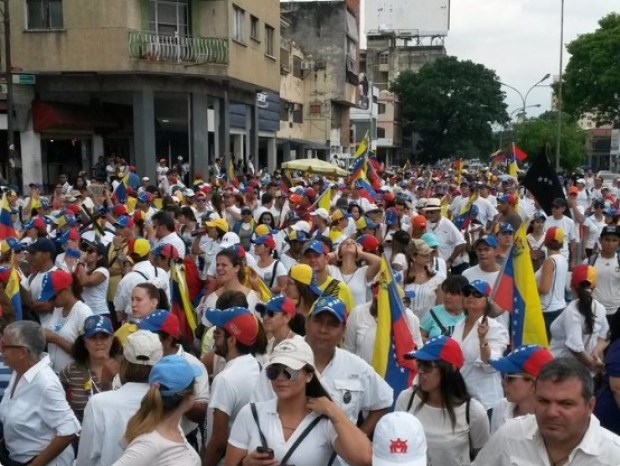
[128,30,229,65]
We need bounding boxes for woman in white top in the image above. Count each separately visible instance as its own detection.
[536,226,569,339]
[112,355,201,466]
[252,234,287,295]
[76,240,110,315]
[452,280,509,411]
[39,269,93,373]
[404,239,445,320]
[257,296,306,354]
[395,336,490,466]
[328,238,381,308]
[390,230,410,285]
[550,264,609,372]
[527,213,546,271]
[225,338,372,466]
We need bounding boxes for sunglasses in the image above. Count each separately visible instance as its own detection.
[265,364,302,381]
[416,360,437,373]
[502,374,533,383]
[463,289,485,299]
[262,310,281,318]
[86,249,98,254]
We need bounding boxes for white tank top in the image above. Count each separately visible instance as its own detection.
[537,254,568,312]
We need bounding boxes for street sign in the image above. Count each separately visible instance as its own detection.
[12,74,36,85]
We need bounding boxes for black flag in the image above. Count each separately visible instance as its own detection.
[522,147,568,217]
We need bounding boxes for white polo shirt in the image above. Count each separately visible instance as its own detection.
[427,217,467,265]
[177,346,210,435]
[156,232,187,260]
[473,414,620,466]
[0,354,80,466]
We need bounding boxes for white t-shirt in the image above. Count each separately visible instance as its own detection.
[228,399,338,466]
[112,430,200,466]
[328,265,371,308]
[26,267,58,327]
[544,215,578,261]
[395,390,490,466]
[44,301,93,373]
[550,298,609,358]
[404,274,444,320]
[81,267,110,315]
[590,254,620,315]
[427,217,467,265]
[255,259,287,290]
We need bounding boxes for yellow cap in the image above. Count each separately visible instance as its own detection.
[205,218,230,232]
[255,224,272,237]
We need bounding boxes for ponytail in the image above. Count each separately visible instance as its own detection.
[157,288,170,311]
[289,312,306,336]
[576,284,595,334]
[70,273,83,300]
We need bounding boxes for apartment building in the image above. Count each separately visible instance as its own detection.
[2,0,280,189]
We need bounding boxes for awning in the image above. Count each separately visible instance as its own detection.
[32,100,120,133]
[277,138,330,150]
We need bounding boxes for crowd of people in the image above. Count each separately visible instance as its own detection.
[0,157,618,465]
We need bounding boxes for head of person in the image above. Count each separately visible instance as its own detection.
[571,264,597,334]
[531,212,546,232]
[497,222,515,248]
[1,321,47,372]
[204,307,259,359]
[124,355,200,444]
[38,269,82,306]
[372,412,427,466]
[348,203,363,221]
[138,309,182,353]
[151,244,180,271]
[81,239,108,268]
[113,215,135,242]
[257,296,305,337]
[286,264,323,309]
[392,230,412,257]
[599,225,620,254]
[551,197,567,219]
[305,296,347,355]
[253,234,276,258]
[337,237,360,263]
[131,282,169,318]
[461,280,493,317]
[150,211,176,239]
[411,215,428,238]
[544,226,564,252]
[285,230,309,255]
[497,193,517,215]
[72,315,122,366]
[205,218,229,240]
[422,198,442,223]
[474,235,498,267]
[404,336,467,428]
[128,238,151,264]
[120,330,164,384]
[266,338,331,401]
[490,345,554,404]
[27,238,57,272]
[406,239,433,271]
[534,358,595,446]
[258,211,275,227]
[302,239,330,275]
[441,275,469,314]
[215,247,245,286]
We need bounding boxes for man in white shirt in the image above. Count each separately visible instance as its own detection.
[424,198,468,274]
[588,225,620,321]
[150,210,186,259]
[25,238,59,327]
[545,197,578,269]
[474,358,620,466]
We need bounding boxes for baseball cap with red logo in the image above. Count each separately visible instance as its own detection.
[256,296,296,317]
[412,215,427,229]
[152,244,180,260]
[203,307,258,346]
[489,344,554,377]
[138,309,181,339]
[356,234,379,253]
[372,412,427,466]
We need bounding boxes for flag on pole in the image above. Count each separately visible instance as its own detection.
[0,194,17,240]
[492,221,548,348]
[372,256,417,400]
[318,187,331,211]
[455,159,463,184]
[521,147,567,217]
[355,130,369,158]
[280,169,294,196]
[113,173,130,204]
[512,145,528,161]
[228,159,238,187]
[170,262,198,345]
[0,267,23,321]
[454,193,479,230]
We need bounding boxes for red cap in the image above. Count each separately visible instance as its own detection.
[113,204,128,217]
[568,186,579,196]
[66,204,81,216]
[412,215,427,229]
[356,234,380,253]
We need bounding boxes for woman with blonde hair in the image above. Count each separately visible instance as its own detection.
[404,239,445,320]
[112,355,201,465]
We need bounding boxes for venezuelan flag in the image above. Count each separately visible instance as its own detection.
[0,194,17,240]
[372,256,417,400]
[355,130,369,158]
[170,262,198,345]
[113,173,130,204]
[453,193,479,230]
[318,187,331,211]
[492,221,548,347]
[228,159,238,187]
[0,267,23,321]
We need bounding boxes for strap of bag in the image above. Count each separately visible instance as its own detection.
[250,403,269,450]
[430,309,449,336]
[133,270,149,281]
[280,415,325,464]
[406,385,419,412]
[268,260,279,288]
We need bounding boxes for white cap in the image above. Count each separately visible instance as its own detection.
[312,208,330,220]
[292,220,311,234]
[123,330,163,366]
[372,412,427,466]
[221,232,240,249]
[576,178,586,184]
[142,176,150,181]
[423,198,441,211]
[366,204,380,212]
[183,189,195,197]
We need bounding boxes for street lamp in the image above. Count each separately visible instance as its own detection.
[500,73,551,119]
[556,0,565,171]
[1,0,15,185]
[510,104,542,121]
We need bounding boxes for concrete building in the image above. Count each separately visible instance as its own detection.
[349,84,378,166]
[2,0,280,190]
[278,0,361,161]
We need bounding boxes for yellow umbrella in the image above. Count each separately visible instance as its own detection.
[282,158,348,177]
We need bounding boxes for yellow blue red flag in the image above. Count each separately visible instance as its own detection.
[0,194,17,240]
[170,262,197,345]
[0,267,23,320]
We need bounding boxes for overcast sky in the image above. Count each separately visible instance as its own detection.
[361,0,618,120]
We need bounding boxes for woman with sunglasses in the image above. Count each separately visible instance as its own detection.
[76,240,110,316]
[488,345,554,433]
[452,280,508,413]
[395,336,490,465]
[285,264,323,318]
[404,239,445,320]
[225,338,372,466]
[257,296,306,354]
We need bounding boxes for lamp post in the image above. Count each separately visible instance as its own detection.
[510,104,542,122]
[500,73,551,119]
[555,0,565,171]
[1,0,14,185]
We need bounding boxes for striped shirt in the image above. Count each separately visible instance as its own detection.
[0,354,12,400]
[59,361,116,422]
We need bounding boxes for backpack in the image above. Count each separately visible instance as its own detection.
[588,250,620,268]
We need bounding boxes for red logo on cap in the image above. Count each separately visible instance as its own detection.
[390,438,408,454]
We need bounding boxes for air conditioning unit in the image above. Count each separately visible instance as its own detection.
[280,64,290,74]
[314,59,326,70]
[301,61,313,70]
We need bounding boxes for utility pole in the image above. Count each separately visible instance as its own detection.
[2,0,14,184]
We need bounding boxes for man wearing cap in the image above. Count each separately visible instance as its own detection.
[474,358,620,466]
[495,193,522,232]
[302,238,355,314]
[24,239,59,325]
[574,178,591,211]
[310,208,331,239]
[545,197,578,269]
[280,230,308,272]
[202,307,261,466]
[424,198,468,274]
[77,330,164,466]
[149,210,186,260]
[588,225,620,322]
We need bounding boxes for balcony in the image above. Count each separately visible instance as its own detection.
[128,30,229,66]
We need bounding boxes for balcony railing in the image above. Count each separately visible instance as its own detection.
[128,30,229,65]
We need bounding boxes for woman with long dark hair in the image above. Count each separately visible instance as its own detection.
[76,240,110,316]
[396,336,490,465]
[285,264,322,318]
[549,264,609,372]
[594,311,620,434]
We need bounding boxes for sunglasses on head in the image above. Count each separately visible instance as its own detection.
[462,289,485,299]
[265,364,302,381]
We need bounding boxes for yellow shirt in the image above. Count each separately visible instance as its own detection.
[319,276,355,315]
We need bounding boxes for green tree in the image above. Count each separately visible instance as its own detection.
[391,56,508,162]
[516,112,586,170]
[563,13,620,125]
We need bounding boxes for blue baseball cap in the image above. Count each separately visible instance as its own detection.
[38,269,73,301]
[114,215,133,229]
[462,279,492,297]
[83,315,114,338]
[499,222,515,234]
[489,345,554,377]
[385,208,398,226]
[421,232,440,248]
[65,248,82,259]
[309,296,347,324]
[27,238,56,255]
[303,239,326,256]
[5,237,25,252]
[404,335,464,369]
[203,307,258,346]
[139,309,181,338]
[149,355,201,397]
[474,235,498,249]
[256,296,296,317]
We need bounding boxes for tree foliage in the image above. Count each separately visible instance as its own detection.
[516,112,586,171]
[563,13,620,125]
[391,56,508,162]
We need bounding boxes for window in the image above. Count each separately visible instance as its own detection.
[148,0,189,36]
[280,101,290,122]
[292,56,303,78]
[309,103,322,115]
[292,104,303,124]
[250,15,259,41]
[378,103,386,114]
[265,25,275,57]
[233,5,245,43]
[379,52,389,65]
[27,0,63,29]
[377,127,386,138]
